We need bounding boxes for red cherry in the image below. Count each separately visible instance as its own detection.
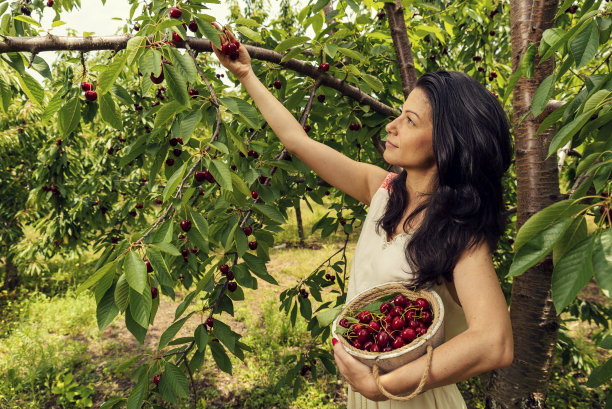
[150,70,165,84]
[206,317,214,327]
[303,125,311,133]
[371,344,381,353]
[339,318,350,328]
[417,327,428,336]
[363,341,374,351]
[189,88,199,97]
[391,316,406,330]
[273,80,282,89]
[357,328,370,342]
[180,219,192,232]
[151,287,158,299]
[392,294,408,307]
[204,169,215,183]
[243,226,252,236]
[415,298,429,309]
[81,82,93,91]
[153,374,161,385]
[169,7,182,18]
[188,20,198,32]
[317,94,325,103]
[221,43,229,54]
[172,32,183,43]
[227,281,237,292]
[173,148,182,157]
[368,320,381,332]
[392,337,405,349]
[194,171,206,182]
[358,310,372,324]
[352,340,363,350]
[409,320,419,329]
[133,24,139,31]
[401,327,416,342]
[251,190,259,200]
[85,91,97,101]
[166,158,174,166]
[351,323,363,333]
[390,306,404,317]
[248,241,258,250]
[226,270,234,281]
[382,346,393,352]
[47,0,54,6]
[380,302,392,314]
[220,264,229,274]
[320,62,330,71]
[420,310,433,323]
[181,249,189,257]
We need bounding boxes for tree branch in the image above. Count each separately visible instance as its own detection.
[384,0,418,98]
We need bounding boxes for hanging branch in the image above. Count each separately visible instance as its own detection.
[384,0,418,98]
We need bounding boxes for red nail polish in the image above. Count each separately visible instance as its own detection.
[332,338,338,346]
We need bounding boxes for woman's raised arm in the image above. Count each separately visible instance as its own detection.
[212,26,388,205]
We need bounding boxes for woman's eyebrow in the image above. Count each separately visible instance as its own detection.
[405,109,420,120]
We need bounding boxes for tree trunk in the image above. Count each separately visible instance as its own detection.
[482,0,561,407]
[1,253,20,291]
[295,202,305,246]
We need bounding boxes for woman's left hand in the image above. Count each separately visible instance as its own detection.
[332,339,388,402]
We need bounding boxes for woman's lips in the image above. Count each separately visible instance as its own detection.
[385,141,397,148]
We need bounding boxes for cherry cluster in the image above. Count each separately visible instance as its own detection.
[338,294,433,352]
[220,39,241,61]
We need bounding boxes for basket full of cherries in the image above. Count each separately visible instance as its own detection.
[332,281,445,375]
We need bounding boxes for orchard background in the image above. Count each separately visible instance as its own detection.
[0,0,611,408]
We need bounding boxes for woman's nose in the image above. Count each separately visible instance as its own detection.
[385,118,397,133]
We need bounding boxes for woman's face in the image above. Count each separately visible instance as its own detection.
[383,88,435,172]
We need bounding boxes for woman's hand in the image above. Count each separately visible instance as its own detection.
[210,23,253,81]
[332,338,388,402]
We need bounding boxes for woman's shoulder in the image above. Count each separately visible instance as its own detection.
[379,172,400,191]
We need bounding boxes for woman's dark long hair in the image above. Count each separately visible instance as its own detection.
[376,71,512,289]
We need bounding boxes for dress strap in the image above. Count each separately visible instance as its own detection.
[380,172,400,191]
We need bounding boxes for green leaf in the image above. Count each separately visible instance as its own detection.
[552,235,595,312]
[77,260,117,293]
[164,63,189,106]
[17,72,44,106]
[514,200,588,250]
[298,296,312,320]
[275,36,310,53]
[126,35,146,67]
[154,100,186,129]
[97,284,119,330]
[236,25,262,43]
[583,90,611,114]
[125,306,147,343]
[570,20,599,69]
[211,319,238,352]
[553,216,587,265]
[0,75,11,113]
[161,362,189,397]
[316,305,343,327]
[360,73,384,92]
[111,84,134,106]
[252,203,286,224]
[209,159,232,191]
[99,93,123,130]
[124,251,147,294]
[114,273,130,312]
[535,103,566,136]
[168,47,197,84]
[149,242,181,256]
[14,15,40,27]
[508,218,573,277]
[219,97,259,129]
[129,287,152,329]
[324,43,338,58]
[233,264,257,289]
[586,356,612,388]
[163,163,187,202]
[126,374,147,409]
[210,341,233,374]
[547,110,593,158]
[158,312,194,349]
[195,323,209,351]
[243,253,278,285]
[234,227,248,257]
[178,109,202,142]
[230,172,250,197]
[58,96,81,138]
[146,248,173,288]
[592,230,612,297]
[196,16,221,50]
[119,134,146,167]
[337,47,364,62]
[98,52,127,95]
[531,74,556,118]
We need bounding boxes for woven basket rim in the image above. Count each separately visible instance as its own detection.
[332,281,444,361]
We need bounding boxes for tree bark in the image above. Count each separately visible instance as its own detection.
[384,0,418,98]
[1,253,19,291]
[482,0,561,407]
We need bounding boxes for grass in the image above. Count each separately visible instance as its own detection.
[0,198,609,408]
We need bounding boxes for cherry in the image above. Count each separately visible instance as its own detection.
[166,158,175,166]
[303,125,311,133]
[352,323,363,333]
[380,302,392,314]
[390,306,404,317]
[376,331,390,347]
[169,138,179,146]
[172,32,183,43]
[472,56,482,62]
[371,344,381,352]
[135,203,144,209]
[47,0,54,6]
[353,339,363,350]
[358,310,372,324]
[247,149,254,157]
[194,170,206,182]
[273,80,282,89]
[368,320,381,332]
[227,281,237,292]
[85,91,98,101]
[409,319,419,329]
[231,164,237,171]
[415,298,429,309]
[206,317,214,327]
[392,336,406,349]
[248,241,258,250]
[393,294,408,307]
[226,270,234,281]
[401,327,416,342]
[155,199,162,205]
[188,20,198,32]
[173,148,182,157]
[81,82,93,91]
[391,316,406,330]
[203,169,215,183]
[300,289,309,298]
[150,70,165,84]
[489,30,496,36]
[220,264,229,274]
[183,255,189,262]
[357,328,370,342]
[243,226,252,236]
[429,54,435,60]
[319,62,330,72]
[258,175,267,184]
[21,6,31,16]
[421,310,433,323]
[325,191,330,196]
[180,219,192,232]
[382,346,393,352]
[317,94,325,103]
[251,190,259,200]
[150,287,158,299]
[56,138,62,146]
[339,318,350,328]
[191,247,198,254]
[169,7,182,18]
[153,374,161,385]
[363,341,374,351]
[189,88,199,97]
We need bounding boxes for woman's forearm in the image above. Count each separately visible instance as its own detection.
[379,329,513,396]
[238,70,307,154]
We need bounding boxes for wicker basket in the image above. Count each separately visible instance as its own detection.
[332,282,445,400]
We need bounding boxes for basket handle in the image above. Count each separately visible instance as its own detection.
[371,343,433,401]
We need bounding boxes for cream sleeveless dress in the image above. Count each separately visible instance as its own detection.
[345,173,468,409]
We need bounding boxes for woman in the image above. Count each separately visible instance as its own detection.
[212,27,514,408]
